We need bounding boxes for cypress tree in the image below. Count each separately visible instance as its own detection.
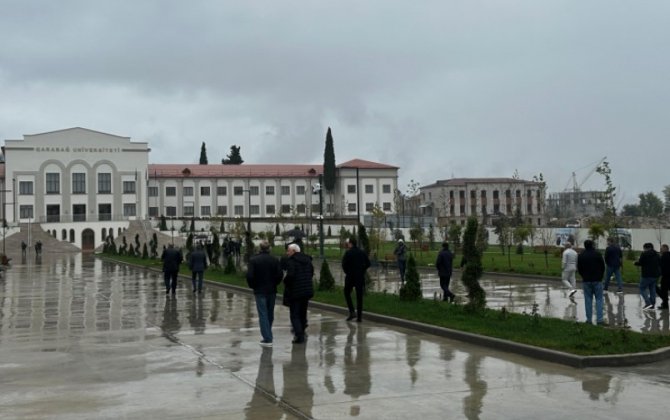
[461,217,486,309]
[399,255,422,301]
[323,127,336,192]
[222,145,244,164]
[142,243,149,259]
[318,259,335,291]
[357,223,370,256]
[159,215,167,231]
[199,142,208,164]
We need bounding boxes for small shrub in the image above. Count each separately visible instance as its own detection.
[399,255,422,301]
[318,259,335,291]
[224,255,236,274]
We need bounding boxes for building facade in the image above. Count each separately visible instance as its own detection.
[419,177,546,226]
[1,128,398,249]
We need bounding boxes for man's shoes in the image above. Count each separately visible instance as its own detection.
[292,337,305,344]
[643,304,655,311]
[259,340,273,347]
[597,321,608,326]
[616,289,624,294]
[166,290,170,295]
[346,313,356,321]
[193,289,197,294]
[569,289,577,298]
[603,287,608,292]
[449,295,455,303]
[356,318,362,323]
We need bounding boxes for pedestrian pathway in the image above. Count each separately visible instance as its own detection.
[0,254,669,418]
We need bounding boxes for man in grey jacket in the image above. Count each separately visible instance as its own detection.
[188,243,208,294]
[562,242,578,298]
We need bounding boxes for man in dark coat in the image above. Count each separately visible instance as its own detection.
[188,243,208,294]
[577,239,606,325]
[247,241,283,346]
[283,243,314,344]
[604,237,624,293]
[161,244,183,295]
[436,242,456,302]
[393,239,407,283]
[342,236,371,322]
[635,242,661,311]
[657,244,670,310]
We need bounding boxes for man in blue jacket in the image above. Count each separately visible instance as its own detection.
[604,237,624,293]
[161,244,183,295]
[188,243,208,294]
[247,241,283,347]
[635,242,660,311]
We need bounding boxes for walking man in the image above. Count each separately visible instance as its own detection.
[283,243,314,344]
[161,244,183,295]
[577,239,606,325]
[247,241,283,347]
[561,242,578,298]
[436,242,456,302]
[394,239,407,283]
[635,242,660,311]
[188,243,208,294]
[657,244,670,310]
[604,237,624,293]
[342,237,371,322]
[21,241,27,257]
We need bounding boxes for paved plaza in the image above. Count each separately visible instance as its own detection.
[1,254,669,419]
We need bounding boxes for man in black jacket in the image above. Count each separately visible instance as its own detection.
[283,243,314,344]
[635,242,661,311]
[657,244,670,310]
[577,239,606,325]
[161,244,183,295]
[247,241,283,347]
[436,242,456,302]
[604,237,624,293]
[342,237,371,322]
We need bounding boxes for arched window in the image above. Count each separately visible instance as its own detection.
[69,229,75,242]
[62,229,67,240]
[102,228,107,240]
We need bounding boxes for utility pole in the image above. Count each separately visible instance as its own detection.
[313,175,324,259]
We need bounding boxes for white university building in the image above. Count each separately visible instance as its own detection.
[0,128,398,250]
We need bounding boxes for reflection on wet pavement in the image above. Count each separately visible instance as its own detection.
[0,254,668,419]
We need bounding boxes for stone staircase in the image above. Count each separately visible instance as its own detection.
[103,220,186,254]
[1,223,80,259]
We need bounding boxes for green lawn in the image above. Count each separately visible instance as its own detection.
[101,253,670,357]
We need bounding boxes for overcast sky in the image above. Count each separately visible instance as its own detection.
[1,1,668,205]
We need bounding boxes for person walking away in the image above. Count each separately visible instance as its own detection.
[342,237,371,322]
[561,242,578,298]
[436,242,456,302]
[161,244,183,295]
[657,244,670,310]
[394,239,407,283]
[283,243,314,344]
[21,241,27,257]
[247,241,283,347]
[577,239,606,325]
[604,237,624,293]
[188,243,208,294]
[635,242,661,311]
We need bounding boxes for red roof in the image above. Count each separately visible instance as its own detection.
[337,159,398,169]
[148,164,323,178]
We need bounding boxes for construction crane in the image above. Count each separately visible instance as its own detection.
[563,156,607,192]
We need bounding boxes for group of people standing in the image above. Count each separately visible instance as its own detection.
[161,242,209,295]
[562,237,670,325]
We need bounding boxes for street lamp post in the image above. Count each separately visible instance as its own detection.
[313,175,324,260]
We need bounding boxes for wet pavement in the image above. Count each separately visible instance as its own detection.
[0,254,669,419]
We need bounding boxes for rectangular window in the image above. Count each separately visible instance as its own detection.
[166,186,176,197]
[266,205,275,215]
[281,186,290,195]
[506,190,511,198]
[123,181,136,194]
[217,186,227,196]
[19,181,33,195]
[382,184,391,194]
[183,186,194,196]
[449,205,455,215]
[217,206,227,216]
[383,202,391,211]
[19,205,34,219]
[481,205,487,214]
[311,204,319,214]
[123,204,136,216]
[296,185,305,195]
[166,206,177,217]
[183,206,194,216]
[481,190,486,198]
[459,205,465,214]
[148,186,158,197]
[72,173,86,194]
[459,190,465,199]
[250,205,260,215]
[493,190,499,199]
[97,173,111,194]
[46,173,60,194]
[348,203,356,212]
[266,186,275,195]
[365,184,373,194]
[296,204,306,214]
[250,186,259,196]
[98,204,112,221]
[365,202,373,212]
[470,190,476,199]
[326,203,334,212]
[281,204,291,214]
[234,205,244,216]
[200,186,210,196]
[347,185,356,194]
[449,191,454,199]
[527,203,533,214]
[234,186,243,196]
[201,206,211,216]
[148,207,159,217]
